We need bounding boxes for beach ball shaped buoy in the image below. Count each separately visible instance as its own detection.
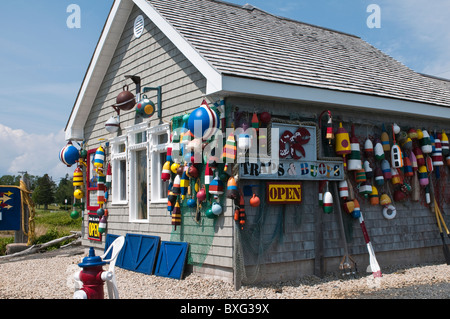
[187,198,197,208]
[135,95,155,119]
[97,207,105,217]
[187,100,219,140]
[205,208,215,219]
[211,202,223,216]
[59,142,79,167]
[74,189,84,199]
[70,210,80,219]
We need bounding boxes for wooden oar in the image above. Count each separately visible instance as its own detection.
[358,211,382,278]
[428,173,450,265]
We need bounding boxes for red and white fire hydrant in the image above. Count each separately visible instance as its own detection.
[73,247,113,299]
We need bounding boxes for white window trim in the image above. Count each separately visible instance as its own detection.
[126,122,150,223]
[109,135,128,205]
[148,123,170,204]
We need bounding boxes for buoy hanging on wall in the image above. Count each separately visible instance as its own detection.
[323,183,333,214]
[187,100,219,141]
[335,122,351,170]
[59,141,80,167]
[348,125,362,171]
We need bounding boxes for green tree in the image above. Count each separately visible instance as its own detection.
[32,174,56,210]
[54,174,74,208]
[0,175,20,186]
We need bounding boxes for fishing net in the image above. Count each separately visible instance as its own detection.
[169,112,226,268]
[234,181,305,285]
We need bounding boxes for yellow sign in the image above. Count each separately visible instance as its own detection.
[266,182,302,204]
[88,213,101,241]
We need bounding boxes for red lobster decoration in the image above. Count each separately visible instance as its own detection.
[279,127,311,159]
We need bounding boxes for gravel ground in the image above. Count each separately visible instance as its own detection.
[0,246,449,300]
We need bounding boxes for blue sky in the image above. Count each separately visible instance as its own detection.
[0,0,449,181]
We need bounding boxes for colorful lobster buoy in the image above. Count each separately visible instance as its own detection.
[94,146,105,170]
[135,95,155,118]
[351,199,361,219]
[369,186,379,205]
[418,166,429,186]
[239,192,246,229]
[335,123,351,170]
[364,138,374,159]
[391,167,402,186]
[348,125,362,171]
[374,167,384,186]
[97,175,106,205]
[391,127,403,168]
[338,179,349,199]
[161,161,171,181]
[381,124,390,152]
[355,169,367,183]
[374,139,384,161]
[432,133,444,167]
[98,216,107,234]
[172,200,182,230]
[419,129,432,154]
[413,147,425,167]
[323,189,333,214]
[226,176,239,199]
[115,85,135,111]
[187,100,219,141]
[441,130,449,156]
[209,173,224,196]
[381,159,392,180]
[74,189,84,200]
[73,167,84,187]
[363,160,373,179]
[211,202,223,216]
[359,181,372,198]
[250,193,260,207]
[196,186,206,203]
[172,174,181,195]
[222,132,237,172]
[403,156,414,177]
[59,141,80,167]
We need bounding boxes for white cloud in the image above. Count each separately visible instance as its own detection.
[380,0,450,79]
[0,124,74,181]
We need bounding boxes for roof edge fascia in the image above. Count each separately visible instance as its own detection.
[65,0,134,141]
[133,0,222,94]
[219,75,450,120]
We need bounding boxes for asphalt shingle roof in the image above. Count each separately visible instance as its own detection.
[149,0,450,107]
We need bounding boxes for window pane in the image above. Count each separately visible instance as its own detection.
[136,149,147,219]
[159,152,169,199]
[158,133,168,144]
[119,160,127,201]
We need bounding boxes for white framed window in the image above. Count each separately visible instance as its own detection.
[110,135,128,205]
[148,123,170,203]
[126,122,149,222]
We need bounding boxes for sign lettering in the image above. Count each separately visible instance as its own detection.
[266,182,302,204]
[88,213,101,241]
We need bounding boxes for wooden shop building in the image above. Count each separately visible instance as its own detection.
[64,0,450,286]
